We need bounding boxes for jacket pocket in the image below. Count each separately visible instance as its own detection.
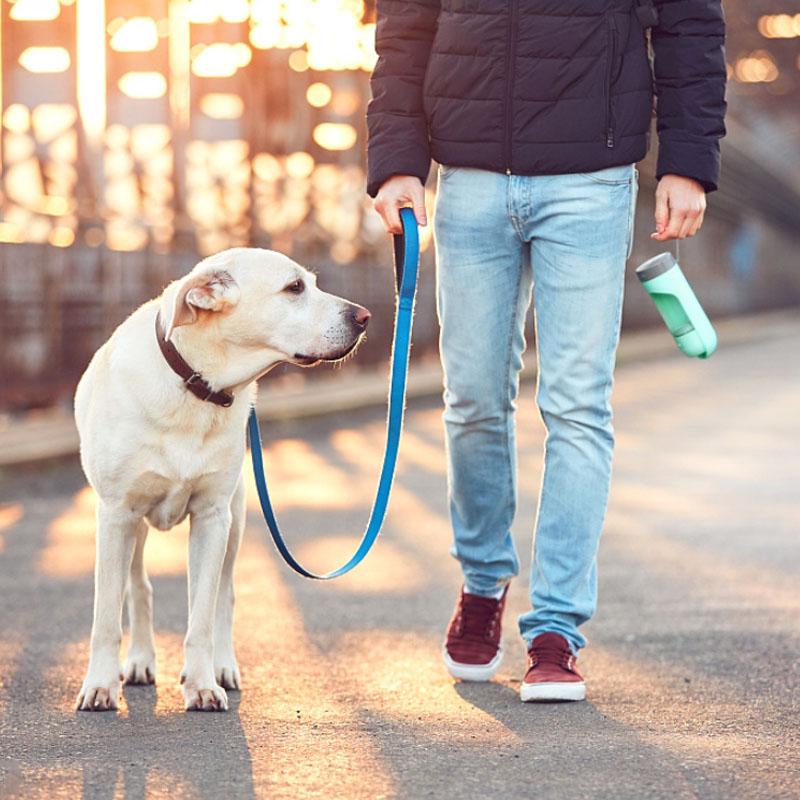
[604,12,619,148]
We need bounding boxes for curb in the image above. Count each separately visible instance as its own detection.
[1,309,796,469]
[254,308,798,420]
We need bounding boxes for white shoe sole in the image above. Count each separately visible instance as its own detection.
[442,647,503,682]
[520,680,586,702]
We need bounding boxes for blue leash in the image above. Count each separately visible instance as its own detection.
[247,208,420,579]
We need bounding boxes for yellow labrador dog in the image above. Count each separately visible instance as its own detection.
[74,248,370,711]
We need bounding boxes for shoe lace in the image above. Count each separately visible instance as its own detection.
[455,594,501,641]
[528,640,575,671]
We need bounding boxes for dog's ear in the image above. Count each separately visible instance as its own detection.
[166,267,240,340]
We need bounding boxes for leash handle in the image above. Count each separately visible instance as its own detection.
[248,207,420,579]
[393,208,419,305]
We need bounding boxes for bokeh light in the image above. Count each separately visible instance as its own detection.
[758,14,800,39]
[19,47,71,73]
[10,0,61,21]
[0,0,383,256]
[118,72,168,99]
[109,17,160,52]
[307,82,333,108]
[313,122,358,151]
[734,50,780,83]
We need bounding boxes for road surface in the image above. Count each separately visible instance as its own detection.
[0,326,798,799]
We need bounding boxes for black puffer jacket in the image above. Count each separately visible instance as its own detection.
[366,0,726,196]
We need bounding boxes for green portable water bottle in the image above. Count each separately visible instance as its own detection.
[636,252,717,359]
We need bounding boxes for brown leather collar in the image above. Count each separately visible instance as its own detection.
[155,313,234,408]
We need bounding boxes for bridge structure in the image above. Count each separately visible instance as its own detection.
[0,0,798,411]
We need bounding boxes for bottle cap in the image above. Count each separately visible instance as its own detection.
[636,252,677,283]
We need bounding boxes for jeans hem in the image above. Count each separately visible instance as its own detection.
[464,574,513,595]
[521,627,583,656]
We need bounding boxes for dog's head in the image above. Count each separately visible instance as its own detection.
[164,248,370,368]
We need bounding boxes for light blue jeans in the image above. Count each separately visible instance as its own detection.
[433,164,638,653]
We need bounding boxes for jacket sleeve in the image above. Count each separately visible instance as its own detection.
[366,0,440,198]
[651,0,727,192]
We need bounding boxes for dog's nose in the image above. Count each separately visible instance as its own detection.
[352,305,371,329]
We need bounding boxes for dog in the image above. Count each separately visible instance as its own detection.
[74,248,370,711]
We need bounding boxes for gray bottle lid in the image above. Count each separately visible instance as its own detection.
[636,252,677,282]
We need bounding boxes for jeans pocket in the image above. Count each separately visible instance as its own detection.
[578,164,634,185]
[438,163,459,179]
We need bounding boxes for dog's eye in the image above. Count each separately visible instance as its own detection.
[284,279,305,295]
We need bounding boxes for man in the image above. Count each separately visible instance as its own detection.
[366,0,726,701]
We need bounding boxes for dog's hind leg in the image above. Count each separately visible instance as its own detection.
[181,503,232,711]
[76,505,141,711]
[123,525,157,685]
[214,475,245,691]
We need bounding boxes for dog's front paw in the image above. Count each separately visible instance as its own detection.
[123,650,156,685]
[215,657,241,691]
[76,669,122,712]
[183,682,228,712]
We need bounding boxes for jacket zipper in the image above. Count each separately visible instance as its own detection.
[503,0,519,173]
[605,12,618,149]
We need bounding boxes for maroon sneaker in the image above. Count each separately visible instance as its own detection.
[443,586,508,681]
[520,632,586,702]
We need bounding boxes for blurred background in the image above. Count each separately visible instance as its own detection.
[1,5,799,790]
[0,0,798,414]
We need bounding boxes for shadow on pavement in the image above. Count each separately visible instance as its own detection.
[0,466,256,800]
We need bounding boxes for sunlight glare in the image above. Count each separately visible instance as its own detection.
[2,104,31,134]
[77,0,106,145]
[118,72,168,100]
[192,43,245,78]
[285,151,315,178]
[109,17,159,52]
[19,47,71,74]
[306,82,332,107]
[200,93,244,119]
[10,0,60,21]
[313,122,357,151]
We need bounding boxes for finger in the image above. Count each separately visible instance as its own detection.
[654,187,669,235]
[411,188,428,227]
[677,211,696,240]
[374,195,400,234]
[662,208,688,241]
[383,198,402,235]
[688,208,705,238]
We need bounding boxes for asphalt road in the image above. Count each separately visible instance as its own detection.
[1,327,798,799]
